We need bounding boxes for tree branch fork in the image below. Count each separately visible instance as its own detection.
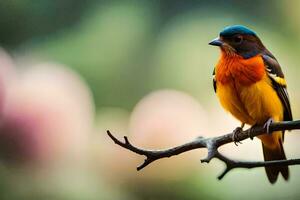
[107,120,300,180]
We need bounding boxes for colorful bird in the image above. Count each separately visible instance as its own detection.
[209,25,292,183]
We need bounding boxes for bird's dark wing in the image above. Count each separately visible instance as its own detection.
[213,68,217,93]
[262,54,293,124]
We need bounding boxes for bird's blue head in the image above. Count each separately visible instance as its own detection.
[219,25,257,37]
[209,25,265,58]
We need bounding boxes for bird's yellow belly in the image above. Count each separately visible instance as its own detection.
[216,75,283,125]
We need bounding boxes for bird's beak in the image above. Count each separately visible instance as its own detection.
[209,37,223,46]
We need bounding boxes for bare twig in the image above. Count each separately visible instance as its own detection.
[215,151,300,179]
[107,120,300,179]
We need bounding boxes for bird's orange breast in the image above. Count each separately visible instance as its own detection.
[216,53,265,85]
[214,52,283,127]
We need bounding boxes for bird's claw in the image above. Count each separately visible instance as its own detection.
[247,124,258,140]
[232,127,243,146]
[247,129,254,140]
[263,118,274,135]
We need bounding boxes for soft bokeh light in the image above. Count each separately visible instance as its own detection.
[128,90,209,180]
[0,63,94,166]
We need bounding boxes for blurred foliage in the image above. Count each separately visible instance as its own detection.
[29,1,157,110]
[0,0,101,48]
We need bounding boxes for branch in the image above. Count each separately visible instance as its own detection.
[107,120,300,179]
[215,151,300,179]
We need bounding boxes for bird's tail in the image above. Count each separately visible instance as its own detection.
[261,134,289,184]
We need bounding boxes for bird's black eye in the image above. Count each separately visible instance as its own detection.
[233,35,243,44]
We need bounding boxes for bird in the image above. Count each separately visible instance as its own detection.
[209,25,292,183]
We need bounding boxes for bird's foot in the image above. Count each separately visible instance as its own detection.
[232,125,244,146]
[247,124,258,140]
[263,118,274,135]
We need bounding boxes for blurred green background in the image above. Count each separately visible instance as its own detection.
[1,0,300,199]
